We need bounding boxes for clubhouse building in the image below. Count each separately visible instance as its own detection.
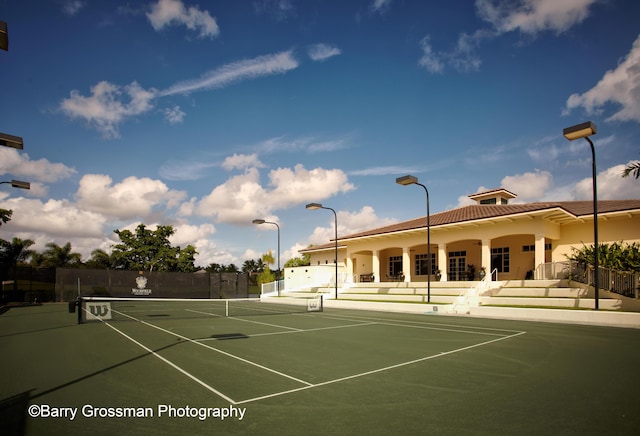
[289,189,640,288]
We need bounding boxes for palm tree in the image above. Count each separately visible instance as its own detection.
[0,237,36,267]
[622,161,640,179]
[85,248,115,269]
[0,237,36,298]
[42,242,82,268]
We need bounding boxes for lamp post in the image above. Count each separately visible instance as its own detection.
[563,121,599,310]
[306,203,339,299]
[0,180,30,190]
[396,175,430,303]
[252,219,280,296]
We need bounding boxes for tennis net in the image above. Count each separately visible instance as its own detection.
[76,295,323,324]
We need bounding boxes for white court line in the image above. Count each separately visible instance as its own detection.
[97,306,526,406]
[99,320,238,404]
[314,312,525,335]
[236,330,527,405]
[186,308,304,332]
[197,321,378,341]
[112,309,314,387]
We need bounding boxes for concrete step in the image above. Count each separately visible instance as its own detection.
[480,296,619,310]
[339,293,457,304]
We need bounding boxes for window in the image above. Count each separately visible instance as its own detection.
[523,243,552,252]
[491,247,510,273]
[389,256,402,276]
[480,198,497,205]
[415,253,436,275]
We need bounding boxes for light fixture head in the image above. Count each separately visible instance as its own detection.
[0,132,24,150]
[252,219,266,224]
[11,180,30,190]
[396,175,418,186]
[0,21,7,51]
[305,203,323,210]
[563,121,596,141]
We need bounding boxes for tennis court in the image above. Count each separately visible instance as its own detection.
[1,299,639,435]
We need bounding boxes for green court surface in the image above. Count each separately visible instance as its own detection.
[1,302,640,435]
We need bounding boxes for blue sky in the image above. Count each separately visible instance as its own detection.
[1,0,639,268]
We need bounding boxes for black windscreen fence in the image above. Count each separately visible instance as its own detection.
[56,268,249,301]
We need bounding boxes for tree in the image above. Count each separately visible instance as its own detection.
[205,263,239,273]
[284,252,311,267]
[622,161,640,180]
[256,251,276,285]
[0,209,12,226]
[85,248,116,269]
[111,223,197,272]
[175,245,198,272]
[0,237,36,268]
[242,259,265,274]
[41,242,82,268]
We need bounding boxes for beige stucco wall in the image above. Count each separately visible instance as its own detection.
[552,214,640,261]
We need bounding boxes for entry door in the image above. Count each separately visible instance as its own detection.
[448,255,466,281]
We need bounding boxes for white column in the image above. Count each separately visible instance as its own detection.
[402,247,411,282]
[535,234,546,277]
[438,244,447,281]
[372,250,380,283]
[481,239,491,278]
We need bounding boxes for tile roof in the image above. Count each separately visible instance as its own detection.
[300,200,640,252]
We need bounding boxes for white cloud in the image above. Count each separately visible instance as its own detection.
[418,36,444,74]
[267,164,355,209]
[159,160,218,181]
[253,0,295,22]
[222,153,265,171]
[60,51,298,138]
[370,0,392,15]
[63,0,85,16]
[59,81,156,139]
[573,162,640,200]
[75,174,187,219]
[195,168,267,223]
[307,44,342,62]
[307,206,397,245]
[193,164,355,224]
[421,0,596,74]
[147,0,219,38]
[475,0,595,35]
[169,223,216,247]
[255,135,349,154]
[0,197,106,238]
[0,148,76,184]
[348,165,422,176]
[564,34,640,123]
[501,170,553,201]
[164,105,185,124]
[160,50,299,96]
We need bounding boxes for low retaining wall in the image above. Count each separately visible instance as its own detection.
[320,298,640,329]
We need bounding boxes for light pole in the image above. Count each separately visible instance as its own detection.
[396,175,430,303]
[0,180,30,190]
[306,202,339,299]
[563,121,599,310]
[252,219,281,296]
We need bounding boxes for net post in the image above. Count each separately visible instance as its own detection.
[77,297,82,324]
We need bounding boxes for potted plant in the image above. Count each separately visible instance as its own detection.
[466,264,476,280]
[479,267,486,279]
